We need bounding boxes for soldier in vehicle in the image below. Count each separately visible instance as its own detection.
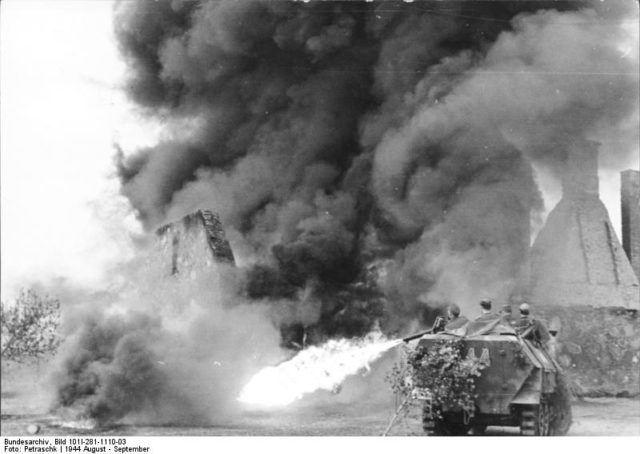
[515,303,532,330]
[516,303,551,346]
[475,298,499,322]
[445,303,469,330]
[431,315,447,333]
[463,298,501,336]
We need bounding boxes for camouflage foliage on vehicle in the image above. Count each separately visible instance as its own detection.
[386,339,486,421]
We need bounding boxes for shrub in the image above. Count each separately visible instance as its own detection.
[1,289,61,362]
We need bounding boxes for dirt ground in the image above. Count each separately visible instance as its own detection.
[2,361,639,437]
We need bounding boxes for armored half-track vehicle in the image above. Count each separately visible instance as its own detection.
[408,318,572,436]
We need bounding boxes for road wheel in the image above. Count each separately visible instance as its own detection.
[520,406,539,436]
[538,402,551,436]
[422,407,469,436]
[423,417,435,434]
[443,421,470,436]
[422,405,438,435]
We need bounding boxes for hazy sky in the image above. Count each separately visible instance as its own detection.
[0,0,155,299]
[0,0,637,301]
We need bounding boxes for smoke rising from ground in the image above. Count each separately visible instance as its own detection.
[52,244,286,424]
[52,0,638,423]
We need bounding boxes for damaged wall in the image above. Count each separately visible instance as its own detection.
[156,209,235,277]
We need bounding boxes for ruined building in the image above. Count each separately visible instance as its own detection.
[529,142,639,310]
[156,209,235,277]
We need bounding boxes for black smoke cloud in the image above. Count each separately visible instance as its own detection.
[113,0,638,331]
[49,0,638,425]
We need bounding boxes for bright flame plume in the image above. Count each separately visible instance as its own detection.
[238,332,401,407]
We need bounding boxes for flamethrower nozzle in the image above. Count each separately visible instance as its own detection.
[401,329,433,343]
[402,316,448,342]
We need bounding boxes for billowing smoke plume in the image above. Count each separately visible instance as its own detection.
[53,0,638,423]
[114,0,637,323]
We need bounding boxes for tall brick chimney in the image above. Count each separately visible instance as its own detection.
[621,169,640,280]
[562,140,599,199]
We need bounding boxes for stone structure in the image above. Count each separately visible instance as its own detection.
[156,209,235,277]
[527,143,639,397]
[529,143,639,309]
[532,305,639,397]
[621,169,640,280]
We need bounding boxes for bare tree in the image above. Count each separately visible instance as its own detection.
[1,289,61,362]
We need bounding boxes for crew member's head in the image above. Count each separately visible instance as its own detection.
[519,303,531,317]
[448,304,461,319]
[480,298,492,313]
